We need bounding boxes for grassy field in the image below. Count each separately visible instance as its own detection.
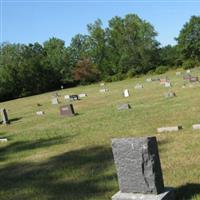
[0,68,200,200]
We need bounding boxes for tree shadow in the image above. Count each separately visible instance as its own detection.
[0,145,116,200]
[9,117,23,123]
[175,183,200,200]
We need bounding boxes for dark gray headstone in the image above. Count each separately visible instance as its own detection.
[111,137,164,194]
[1,108,9,125]
[60,104,75,117]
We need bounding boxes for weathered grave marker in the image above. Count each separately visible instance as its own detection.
[146,78,152,82]
[100,88,108,93]
[111,137,174,200]
[100,82,105,86]
[60,104,75,117]
[69,95,79,101]
[117,104,131,110]
[176,72,181,76]
[64,95,70,100]
[0,138,7,142]
[164,92,176,98]
[134,83,143,89]
[192,124,200,130]
[78,93,87,98]
[123,89,130,97]
[157,126,182,133]
[36,111,44,115]
[160,78,168,85]
[164,82,171,88]
[51,97,59,105]
[1,108,9,125]
[186,69,191,73]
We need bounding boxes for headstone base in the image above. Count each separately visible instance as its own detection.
[112,188,174,200]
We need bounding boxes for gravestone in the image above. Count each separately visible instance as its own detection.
[51,97,59,105]
[0,138,7,142]
[100,88,108,93]
[64,95,70,100]
[146,78,152,82]
[176,72,181,76]
[36,111,44,115]
[69,95,79,101]
[164,92,176,98]
[157,126,182,133]
[117,104,131,110]
[189,77,199,83]
[1,109,9,125]
[123,89,130,97]
[192,124,200,130]
[135,84,143,89]
[186,69,191,73]
[60,104,75,117]
[160,78,168,85]
[100,82,105,86]
[111,137,174,200]
[78,93,87,98]
[164,82,171,88]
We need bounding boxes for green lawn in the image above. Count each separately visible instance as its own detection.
[0,68,200,200]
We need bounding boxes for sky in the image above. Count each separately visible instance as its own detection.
[0,0,200,47]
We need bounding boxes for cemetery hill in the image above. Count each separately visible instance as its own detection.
[0,14,200,200]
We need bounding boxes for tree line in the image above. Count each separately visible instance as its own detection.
[0,14,200,102]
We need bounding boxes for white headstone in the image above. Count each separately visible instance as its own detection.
[164,82,171,88]
[99,88,108,93]
[64,95,70,100]
[123,89,130,97]
[0,138,7,142]
[100,82,105,86]
[146,78,152,82]
[36,111,44,115]
[134,84,143,89]
[186,69,191,73]
[157,126,182,133]
[78,93,87,98]
[51,97,59,105]
[192,124,200,130]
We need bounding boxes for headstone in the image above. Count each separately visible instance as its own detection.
[60,104,75,117]
[152,77,160,82]
[51,97,59,105]
[146,78,152,82]
[176,72,181,76]
[99,88,108,93]
[164,82,171,88]
[192,124,200,130]
[164,92,176,98]
[160,78,168,85]
[123,89,130,97]
[36,111,44,115]
[1,109,9,125]
[78,93,87,98]
[186,69,191,73]
[134,83,143,89]
[157,126,182,133]
[69,95,79,101]
[117,104,131,110]
[183,74,191,80]
[61,85,64,89]
[189,77,199,83]
[64,95,70,100]
[0,138,7,142]
[100,82,105,86]
[111,137,174,200]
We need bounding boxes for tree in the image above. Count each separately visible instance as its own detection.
[177,16,200,63]
[73,58,99,84]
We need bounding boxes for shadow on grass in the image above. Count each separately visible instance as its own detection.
[175,183,200,200]
[0,145,117,200]
[0,134,77,161]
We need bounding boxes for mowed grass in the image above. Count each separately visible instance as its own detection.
[0,68,200,200]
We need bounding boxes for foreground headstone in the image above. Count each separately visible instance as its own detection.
[60,104,75,117]
[111,137,174,200]
[51,97,59,105]
[1,109,9,125]
[157,126,182,133]
[117,104,131,110]
[0,138,8,142]
[192,124,200,130]
[123,89,130,97]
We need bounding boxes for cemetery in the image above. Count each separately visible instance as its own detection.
[0,68,200,200]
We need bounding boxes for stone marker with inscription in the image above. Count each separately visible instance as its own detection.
[60,104,75,117]
[51,97,59,105]
[164,82,171,88]
[1,108,9,125]
[157,126,182,133]
[100,88,108,93]
[134,84,143,89]
[111,137,174,200]
[117,104,131,110]
[36,111,44,115]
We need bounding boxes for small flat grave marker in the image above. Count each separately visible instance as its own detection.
[117,104,131,110]
[192,124,200,130]
[186,69,191,73]
[36,111,44,115]
[100,82,105,86]
[134,83,143,89]
[60,104,75,117]
[78,93,87,98]
[157,126,182,133]
[164,92,176,98]
[176,72,181,76]
[164,82,171,88]
[146,78,152,82]
[0,138,7,142]
[99,88,108,93]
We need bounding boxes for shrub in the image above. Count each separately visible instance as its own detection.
[183,59,197,69]
[155,66,169,74]
[127,69,137,78]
